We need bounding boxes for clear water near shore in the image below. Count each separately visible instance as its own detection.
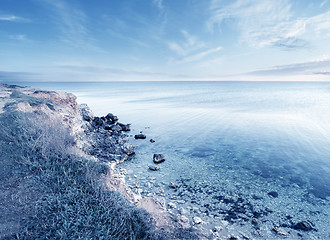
[21,81,330,239]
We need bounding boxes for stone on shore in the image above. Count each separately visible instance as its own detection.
[153,154,165,164]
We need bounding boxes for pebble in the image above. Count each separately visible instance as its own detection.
[169,182,179,189]
[149,165,160,171]
[168,202,177,209]
[213,226,223,232]
[178,207,186,215]
[180,215,189,223]
[272,227,288,236]
[157,188,165,194]
[193,217,202,224]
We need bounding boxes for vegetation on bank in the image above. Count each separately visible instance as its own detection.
[0,110,163,239]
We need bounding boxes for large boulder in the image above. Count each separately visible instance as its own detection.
[105,113,118,123]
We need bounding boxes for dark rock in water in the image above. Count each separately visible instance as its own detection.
[105,113,118,123]
[135,134,146,139]
[149,166,160,171]
[153,154,165,163]
[150,139,155,143]
[292,221,315,231]
[169,182,179,189]
[118,123,130,131]
[268,191,278,198]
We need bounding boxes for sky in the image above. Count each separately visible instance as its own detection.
[0,0,330,82]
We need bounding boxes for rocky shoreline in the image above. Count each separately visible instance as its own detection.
[0,84,196,238]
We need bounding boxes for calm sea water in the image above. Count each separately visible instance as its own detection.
[22,81,330,239]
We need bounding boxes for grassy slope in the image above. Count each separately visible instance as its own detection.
[0,111,164,239]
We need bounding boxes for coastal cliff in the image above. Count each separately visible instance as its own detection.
[0,84,196,239]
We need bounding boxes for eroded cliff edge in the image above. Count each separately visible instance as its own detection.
[0,84,195,239]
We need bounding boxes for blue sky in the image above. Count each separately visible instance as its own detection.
[1,0,330,81]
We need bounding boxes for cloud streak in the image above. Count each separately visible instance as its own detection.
[208,0,330,50]
[174,46,223,64]
[0,14,30,22]
[41,0,102,51]
[248,58,330,76]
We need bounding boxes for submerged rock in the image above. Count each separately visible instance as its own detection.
[169,182,179,189]
[153,154,165,164]
[149,166,160,171]
[135,134,146,139]
[268,191,278,198]
[272,227,288,236]
[292,221,315,231]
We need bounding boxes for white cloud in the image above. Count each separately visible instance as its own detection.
[0,15,29,22]
[207,0,330,49]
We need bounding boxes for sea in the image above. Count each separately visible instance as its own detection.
[17,81,330,239]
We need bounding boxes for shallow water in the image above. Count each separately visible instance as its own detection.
[22,81,330,239]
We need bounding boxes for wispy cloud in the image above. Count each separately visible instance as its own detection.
[320,0,328,8]
[9,34,27,41]
[152,0,164,10]
[168,30,205,56]
[174,46,223,64]
[248,57,330,76]
[207,0,330,50]
[41,0,101,51]
[0,14,30,22]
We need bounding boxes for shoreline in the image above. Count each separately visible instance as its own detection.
[0,84,200,239]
